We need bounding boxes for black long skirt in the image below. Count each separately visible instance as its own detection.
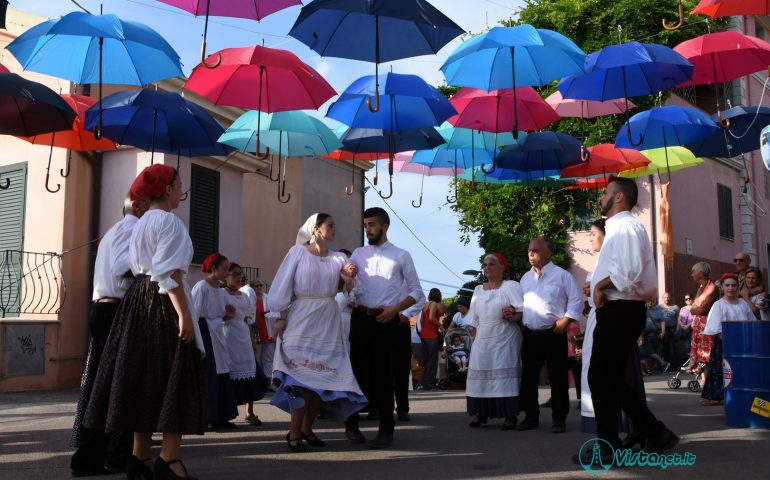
[82,276,206,435]
[198,317,238,425]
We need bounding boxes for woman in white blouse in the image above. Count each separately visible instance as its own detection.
[83,164,204,480]
[267,213,365,452]
[465,253,523,430]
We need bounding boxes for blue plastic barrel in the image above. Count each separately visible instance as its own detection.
[722,321,770,429]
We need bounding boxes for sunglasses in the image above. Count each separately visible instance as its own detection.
[684,297,692,301]
[734,258,746,262]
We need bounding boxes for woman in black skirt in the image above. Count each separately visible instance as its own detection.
[83,164,205,480]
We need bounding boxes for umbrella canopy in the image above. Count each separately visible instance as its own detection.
[340,126,446,154]
[615,106,718,150]
[438,121,522,150]
[496,131,584,178]
[158,0,301,20]
[545,90,635,119]
[686,106,770,158]
[321,150,388,161]
[393,155,463,176]
[327,73,456,130]
[560,144,650,178]
[19,94,116,151]
[288,0,464,63]
[408,145,494,170]
[692,0,770,17]
[6,11,182,85]
[674,31,770,87]
[84,89,230,159]
[619,147,703,178]
[460,166,565,185]
[218,110,342,156]
[448,87,560,132]
[566,177,609,190]
[0,73,76,137]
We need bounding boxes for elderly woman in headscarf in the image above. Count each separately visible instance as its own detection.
[267,213,366,452]
[465,252,524,430]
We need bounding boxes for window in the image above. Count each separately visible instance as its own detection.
[0,162,27,317]
[189,164,220,264]
[757,27,766,40]
[717,183,734,240]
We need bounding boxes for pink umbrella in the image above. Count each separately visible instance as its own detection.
[545,90,636,119]
[448,87,559,133]
[393,152,464,207]
[0,64,9,74]
[157,0,302,66]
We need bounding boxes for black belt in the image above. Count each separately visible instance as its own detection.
[523,326,553,335]
[353,306,384,317]
[93,297,120,304]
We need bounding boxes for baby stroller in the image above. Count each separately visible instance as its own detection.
[667,357,704,392]
[440,327,473,388]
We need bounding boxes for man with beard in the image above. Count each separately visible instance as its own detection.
[344,207,425,449]
[576,177,678,465]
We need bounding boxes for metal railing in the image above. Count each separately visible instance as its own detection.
[0,250,65,318]
[242,266,261,285]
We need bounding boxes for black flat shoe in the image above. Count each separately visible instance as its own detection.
[469,415,487,427]
[622,431,646,449]
[501,417,517,431]
[125,455,153,480]
[301,431,326,447]
[286,433,307,452]
[153,457,196,480]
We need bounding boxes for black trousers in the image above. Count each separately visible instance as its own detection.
[71,302,132,472]
[345,309,398,434]
[519,327,569,424]
[394,323,412,414]
[588,300,664,449]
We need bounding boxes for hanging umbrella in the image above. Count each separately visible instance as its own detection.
[218,110,342,203]
[557,42,693,146]
[406,145,494,202]
[84,89,230,162]
[6,11,183,138]
[496,131,584,180]
[184,45,336,159]
[560,144,650,179]
[438,122,522,150]
[19,94,117,193]
[392,153,464,207]
[460,166,567,186]
[327,73,456,130]
[441,24,586,143]
[448,87,560,133]
[157,0,302,66]
[615,105,718,151]
[0,73,78,190]
[692,0,770,17]
[289,0,464,112]
[545,90,636,119]
[686,106,770,158]
[619,147,703,178]
[566,177,609,190]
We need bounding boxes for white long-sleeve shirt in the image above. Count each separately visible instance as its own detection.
[590,210,658,303]
[521,261,584,330]
[92,214,139,300]
[704,298,755,335]
[350,241,425,313]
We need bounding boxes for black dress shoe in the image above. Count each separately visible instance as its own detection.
[552,422,566,434]
[397,412,410,422]
[345,427,366,444]
[516,415,539,431]
[368,432,394,449]
[154,457,197,480]
[301,431,326,447]
[285,433,307,453]
[645,428,679,453]
[71,466,112,478]
[125,455,153,480]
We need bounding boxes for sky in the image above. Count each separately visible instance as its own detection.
[9,0,526,296]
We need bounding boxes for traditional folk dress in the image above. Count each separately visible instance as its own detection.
[223,288,266,404]
[465,280,523,418]
[83,209,206,435]
[267,245,367,421]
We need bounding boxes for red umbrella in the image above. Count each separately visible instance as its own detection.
[448,87,559,133]
[545,90,635,119]
[184,45,336,158]
[320,149,386,194]
[567,177,608,190]
[560,144,649,179]
[692,0,770,17]
[19,94,116,193]
[0,63,8,73]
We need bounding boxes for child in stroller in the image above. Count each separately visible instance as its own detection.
[444,328,472,380]
[447,334,469,371]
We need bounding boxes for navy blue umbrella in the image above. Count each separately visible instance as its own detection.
[84,89,230,163]
[496,132,584,180]
[615,106,718,151]
[289,0,463,112]
[686,106,770,158]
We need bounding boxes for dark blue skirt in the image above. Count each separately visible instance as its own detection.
[466,396,519,419]
[199,318,238,425]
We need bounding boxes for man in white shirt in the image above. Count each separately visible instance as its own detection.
[71,194,149,476]
[518,237,583,434]
[345,207,425,449]
[583,176,678,463]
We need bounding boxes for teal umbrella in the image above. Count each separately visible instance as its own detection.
[218,110,342,203]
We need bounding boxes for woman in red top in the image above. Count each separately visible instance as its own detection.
[418,288,444,390]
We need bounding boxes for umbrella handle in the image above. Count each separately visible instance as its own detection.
[662,0,684,31]
[60,150,72,178]
[716,110,731,129]
[345,160,356,196]
[378,175,393,200]
[269,155,280,182]
[0,174,10,190]
[412,173,425,208]
[581,146,591,162]
[367,85,380,113]
[278,180,291,204]
[255,136,270,160]
[368,16,381,113]
[201,45,222,69]
[180,189,190,202]
[411,194,423,208]
[44,140,61,193]
[626,123,644,146]
[447,156,458,204]
[480,160,496,175]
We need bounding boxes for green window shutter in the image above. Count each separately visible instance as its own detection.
[0,162,27,317]
[717,183,733,240]
[189,164,220,264]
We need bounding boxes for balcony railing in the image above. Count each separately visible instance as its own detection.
[0,250,65,318]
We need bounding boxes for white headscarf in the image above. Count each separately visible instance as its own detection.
[295,213,319,245]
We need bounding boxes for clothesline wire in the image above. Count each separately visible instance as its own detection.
[728,76,770,139]
[364,175,466,284]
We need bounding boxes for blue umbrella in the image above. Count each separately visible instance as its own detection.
[289,0,463,112]
[84,89,230,163]
[557,42,693,147]
[687,106,770,158]
[340,126,446,198]
[7,11,183,137]
[496,132,584,180]
[440,24,585,166]
[327,73,456,130]
[460,166,565,185]
[615,105,718,150]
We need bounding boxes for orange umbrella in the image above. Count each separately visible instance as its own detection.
[560,144,649,179]
[19,94,116,192]
[566,177,609,190]
[320,149,388,195]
